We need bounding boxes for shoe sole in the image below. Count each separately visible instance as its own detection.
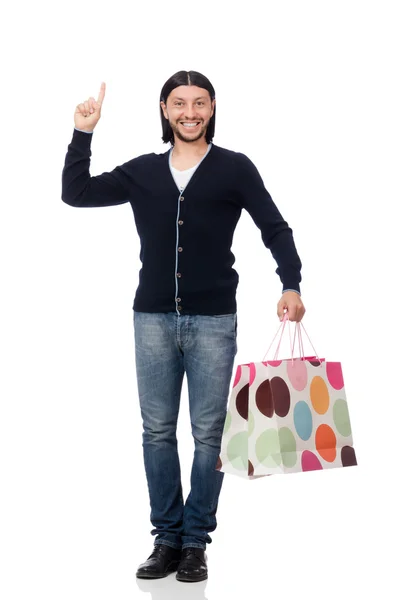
[176,572,208,582]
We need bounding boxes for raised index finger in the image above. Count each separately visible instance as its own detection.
[97,82,106,105]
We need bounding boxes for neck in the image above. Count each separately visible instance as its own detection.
[172,138,209,157]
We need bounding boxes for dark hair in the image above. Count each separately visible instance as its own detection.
[160,70,216,145]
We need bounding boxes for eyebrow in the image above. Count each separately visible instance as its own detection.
[172,96,207,101]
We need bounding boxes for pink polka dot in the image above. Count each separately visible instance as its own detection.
[233,365,242,388]
[326,362,344,390]
[301,450,323,471]
[249,363,256,386]
[264,360,282,367]
[287,359,308,391]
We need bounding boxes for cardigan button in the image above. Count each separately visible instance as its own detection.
[178,247,183,252]
[176,297,181,302]
[178,220,184,225]
[176,272,181,278]
[180,196,184,201]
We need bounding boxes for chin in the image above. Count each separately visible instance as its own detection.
[176,129,205,142]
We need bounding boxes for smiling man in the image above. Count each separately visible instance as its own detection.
[62,70,305,583]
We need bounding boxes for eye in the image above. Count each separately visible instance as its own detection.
[174,101,205,106]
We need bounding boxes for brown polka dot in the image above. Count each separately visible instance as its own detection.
[248,460,254,476]
[236,383,249,420]
[341,446,357,467]
[215,456,222,470]
[256,379,274,417]
[271,376,291,417]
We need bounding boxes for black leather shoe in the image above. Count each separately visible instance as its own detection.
[136,544,182,579]
[176,547,208,582]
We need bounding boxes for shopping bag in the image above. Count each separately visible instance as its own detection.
[216,314,357,479]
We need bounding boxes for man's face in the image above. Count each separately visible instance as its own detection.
[161,85,215,144]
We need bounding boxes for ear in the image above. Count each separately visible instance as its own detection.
[160,101,168,120]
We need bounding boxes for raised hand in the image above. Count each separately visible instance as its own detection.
[74,82,106,132]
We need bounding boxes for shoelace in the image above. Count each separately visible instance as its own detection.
[181,548,205,565]
[149,545,169,559]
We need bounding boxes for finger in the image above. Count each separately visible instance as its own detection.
[84,101,90,116]
[287,306,298,322]
[88,97,95,113]
[97,81,106,105]
[76,103,85,114]
[298,307,306,322]
[277,302,285,321]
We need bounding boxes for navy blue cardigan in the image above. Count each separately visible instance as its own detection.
[61,128,302,315]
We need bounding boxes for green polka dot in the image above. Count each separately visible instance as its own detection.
[255,429,281,467]
[333,399,352,436]
[227,432,248,471]
[279,427,297,468]
[248,410,255,437]
[223,410,232,434]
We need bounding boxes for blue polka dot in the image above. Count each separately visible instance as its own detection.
[293,401,313,441]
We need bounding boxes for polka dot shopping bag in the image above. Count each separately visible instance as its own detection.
[216,313,357,479]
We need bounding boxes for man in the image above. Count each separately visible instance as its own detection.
[62,71,305,583]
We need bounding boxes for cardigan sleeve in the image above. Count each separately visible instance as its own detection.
[61,128,135,208]
[233,152,302,293]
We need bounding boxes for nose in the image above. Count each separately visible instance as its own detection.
[180,105,201,120]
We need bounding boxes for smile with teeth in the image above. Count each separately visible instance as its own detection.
[181,122,200,128]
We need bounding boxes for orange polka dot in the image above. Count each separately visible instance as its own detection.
[310,376,330,414]
[315,424,337,462]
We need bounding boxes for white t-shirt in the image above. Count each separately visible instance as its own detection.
[170,163,198,191]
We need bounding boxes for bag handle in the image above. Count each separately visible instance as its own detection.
[262,312,320,362]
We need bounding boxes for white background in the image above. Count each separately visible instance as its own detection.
[1,1,396,598]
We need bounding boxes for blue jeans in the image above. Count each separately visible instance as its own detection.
[133,311,238,551]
